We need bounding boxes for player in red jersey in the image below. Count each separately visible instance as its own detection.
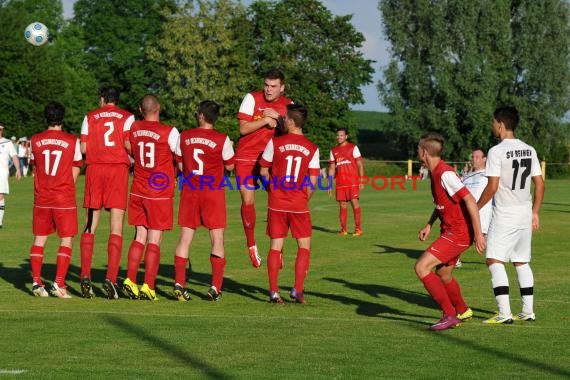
[328,128,364,236]
[236,68,293,268]
[259,104,320,304]
[120,95,179,301]
[79,85,135,299]
[28,102,83,299]
[415,132,485,330]
[173,100,235,302]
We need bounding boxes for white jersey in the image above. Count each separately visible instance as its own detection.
[486,139,541,229]
[462,169,492,233]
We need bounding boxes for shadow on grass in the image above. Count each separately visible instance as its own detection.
[103,315,235,380]
[375,244,423,260]
[4,261,266,302]
[320,277,492,323]
[312,225,339,234]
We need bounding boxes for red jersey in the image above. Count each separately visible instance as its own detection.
[259,134,320,213]
[129,120,179,199]
[30,130,83,208]
[330,142,362,188]
[80,104,134,165]
[236,91,292,161]
[177,127,235,190]
[430,160,472,240]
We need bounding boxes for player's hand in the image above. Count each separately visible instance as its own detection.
[474,232,486,255]
[327,188,332,198]
[418,224,431,241]
[263,108,280,120]
[359,183,364,190]
[532,213,540,231]
[264,116,278,129]
[15,170,22,180]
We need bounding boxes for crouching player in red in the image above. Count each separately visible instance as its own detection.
[29,102,83,298]
[173,101,235,301]
[415,133,485,330]
[259,104,320,304]
[121,94,179,301]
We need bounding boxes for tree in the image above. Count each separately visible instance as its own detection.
[147,0,255,139]
[72,0,179,112]
[378,0,570,163]
[249,0,374,153]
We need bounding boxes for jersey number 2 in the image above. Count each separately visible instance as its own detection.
[511,158,531,190]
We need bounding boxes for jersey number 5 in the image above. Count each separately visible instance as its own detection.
[511,158,531,190]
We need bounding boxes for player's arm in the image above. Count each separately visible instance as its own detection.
[327,150,336,197]
[11,154,21,180]
[72,166,80,183]
[477,176,498,209]
[418,209,438,241]
[239,118,277,136]
[222,136,235,172]
[462,192,486,254]
[356,158,364,190]
[259,139,274,187]
[307,149,320,200]
[531,174,545,231]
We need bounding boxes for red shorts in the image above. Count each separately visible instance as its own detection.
[128,195,173,230]
[235,160,261,188]
[336,186,359,202]
[266,209,312,239]
[178,190,227,229]
[83,164,129,210]
[33,206,78,238]
[427,233,471,266]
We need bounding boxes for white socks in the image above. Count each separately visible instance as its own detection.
[489,263,511,317]
[516,263,534,314]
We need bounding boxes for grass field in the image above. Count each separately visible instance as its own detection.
[1,176,569,379]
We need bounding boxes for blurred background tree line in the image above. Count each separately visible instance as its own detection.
[0,0,568,164]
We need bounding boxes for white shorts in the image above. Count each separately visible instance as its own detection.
[0,169,9,194]
[486,223,532,263]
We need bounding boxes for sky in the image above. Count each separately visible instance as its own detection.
[61,0,390,112]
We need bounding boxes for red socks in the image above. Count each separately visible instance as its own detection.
[127,240,145,283]
[339,207,348,231]
[421,272,456,316]
[80,233,94,278]
[267,249,282,292]
[294,248,311,292]
[55,246,72,287]
[106,233,123,283]
[30,245,45,285]
[174,255,188,286]
[210,255,226,291]
[354,207,361,230]
[444,278,468,314]
[143,243,161,289]
[241,204,256,247]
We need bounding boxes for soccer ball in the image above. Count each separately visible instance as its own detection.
[24,22,49,46]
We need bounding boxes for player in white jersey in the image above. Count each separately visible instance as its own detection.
[477,106,544,324]
[456,148,492,268]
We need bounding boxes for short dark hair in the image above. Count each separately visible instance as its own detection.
[472,147,487,157]
[100,85,120,104]
[264,68,285,83]
[493,106,519,131]
[197,100,220,124]
[419,132,444,157]
[44,101,65,126]
[286,103,308,129]
[336,128,348,135]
